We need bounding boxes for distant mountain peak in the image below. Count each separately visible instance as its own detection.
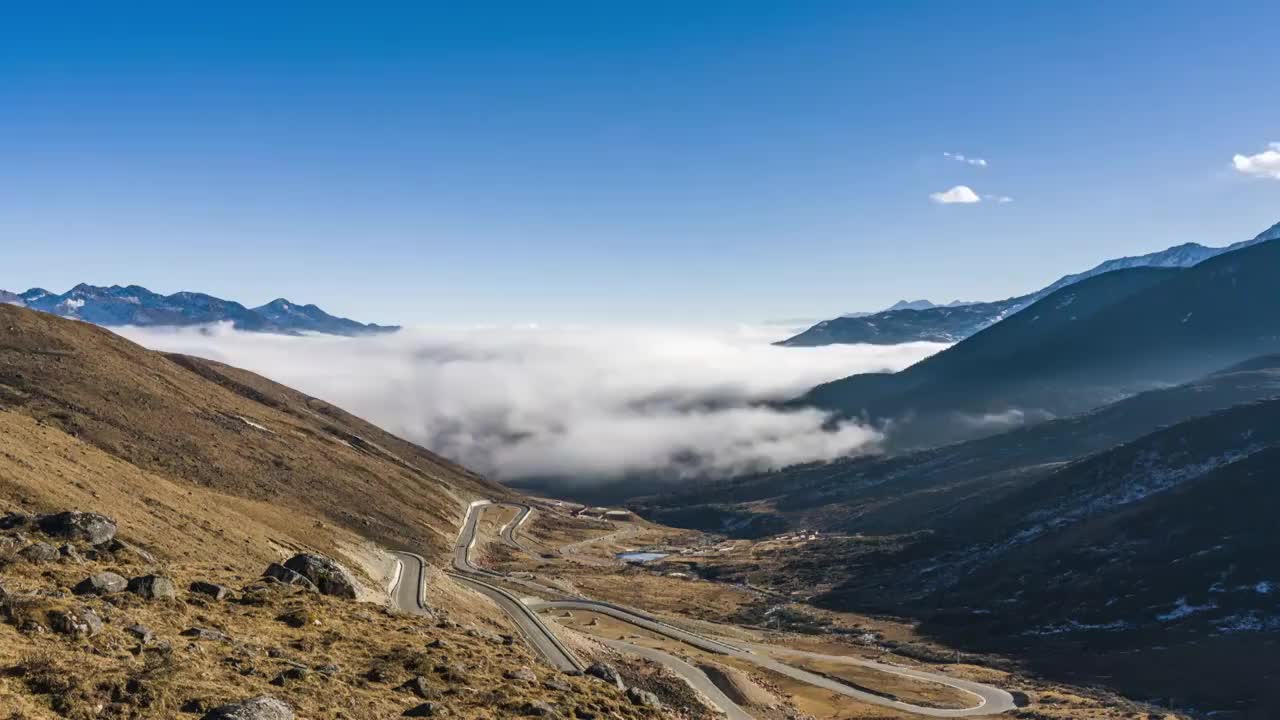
[0,283,399,336]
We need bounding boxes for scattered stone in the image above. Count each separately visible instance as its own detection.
[403,703,436,718]
[0,512,32,530]
[37,511,117,545]
[107,538,157,564]
[50,607,103,637]
[191,581,230,600]
[277,608,318,628]
[263,563,318,592]
[316,663,341,677]
[426,638,447,649]
[625,687,661,708]
[19,619,47,635]
[58,543,84,562]
[505,667,537,684]
[401,675,442,699]
[542,677,572,692]
[282,553,358,599]
[201,695,294,720]
[74,571,128,596]
[182,627,232,642]
[270,666,309,686]
[129,574,178,600]
[127,624,155,643]
[520,700,556,717]
[500,634,516,645]
[436,662,468,683]
[572,709,597,720]
[19,541,59,563]
[584,662,624,690]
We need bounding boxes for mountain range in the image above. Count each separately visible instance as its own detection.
[0,283,399,336]
[781,220,1280,347]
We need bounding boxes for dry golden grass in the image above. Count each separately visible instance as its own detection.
[0,304,507,561]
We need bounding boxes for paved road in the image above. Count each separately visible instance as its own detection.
[442,500,1015,717]
[390,551,429,614]
[445,501,584,673]
[600,639,755,720]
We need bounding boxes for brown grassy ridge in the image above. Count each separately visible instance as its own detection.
[0,303,510,561]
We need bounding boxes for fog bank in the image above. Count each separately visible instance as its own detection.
[117,323,945,483]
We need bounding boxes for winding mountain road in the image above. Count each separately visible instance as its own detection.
[403,499,1015,718]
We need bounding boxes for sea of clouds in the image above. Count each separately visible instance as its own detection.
[116,323,945,483]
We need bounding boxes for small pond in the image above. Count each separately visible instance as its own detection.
[616,551,669,563]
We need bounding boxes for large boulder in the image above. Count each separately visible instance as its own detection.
[36,511,117,545]
[626,687,661,708]
[585,661,625,690]
[263,563,318,592]
[50,607,103,637]
[128,574,177,600]
[19,542,59,563]
[282,554,358,599]
[0,512,33,530]
[201,696,294,720]
[74,572,128,596]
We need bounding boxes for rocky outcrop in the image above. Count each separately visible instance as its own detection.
[585,662,625,690]
[201,696,294,720]
[191,581,230,600]
[263,563,318,592]
[128,574,177,600]
[625,687,661,708]
[37,511,117,545]
[50,607,103,637]
[73,571,128,595]
[282,553,358,599]
[19,542,59,563]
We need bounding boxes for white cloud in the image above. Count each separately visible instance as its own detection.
[115,323,946,482]
[1233,142,1280,179]
[930,185,982,204]
[943,152,988,167]
[984,194,1014,203]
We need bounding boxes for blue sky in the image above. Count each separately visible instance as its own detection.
[2,2,1277,325]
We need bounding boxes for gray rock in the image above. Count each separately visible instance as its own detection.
[106,538,157,564]
[201,695,294,720]
[37,511,117,545]
[505,667,537,684]
[50,607,103,637]
[263,563,318,592]
[584,662,624,690]
[270,666,309,685]
[128,574,177,600]
[316,663,341,677]
[0,512,32,530]
[58,544,84,563]
[19,541,59,563]
[542,676,572,692]
[403,703,436,717]
[282,553,358,599]
[520,700,557,717]
[625,687,661,708]
[191,581,230,600]
[182,627,232,642]
[74,571,128,595]
[402,675,435,699]
[127,624,155,643]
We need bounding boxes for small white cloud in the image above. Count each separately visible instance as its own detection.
[943,152,988,167]
[1233,142,1280,179]
[930,185,982,204]
[984,194,1014,203]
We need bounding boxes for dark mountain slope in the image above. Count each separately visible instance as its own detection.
[778,297,1021,346]
[636,353,1280,537]
[781,219,1280,347]
[802,238,1280,450]
[821,398,1280,715]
